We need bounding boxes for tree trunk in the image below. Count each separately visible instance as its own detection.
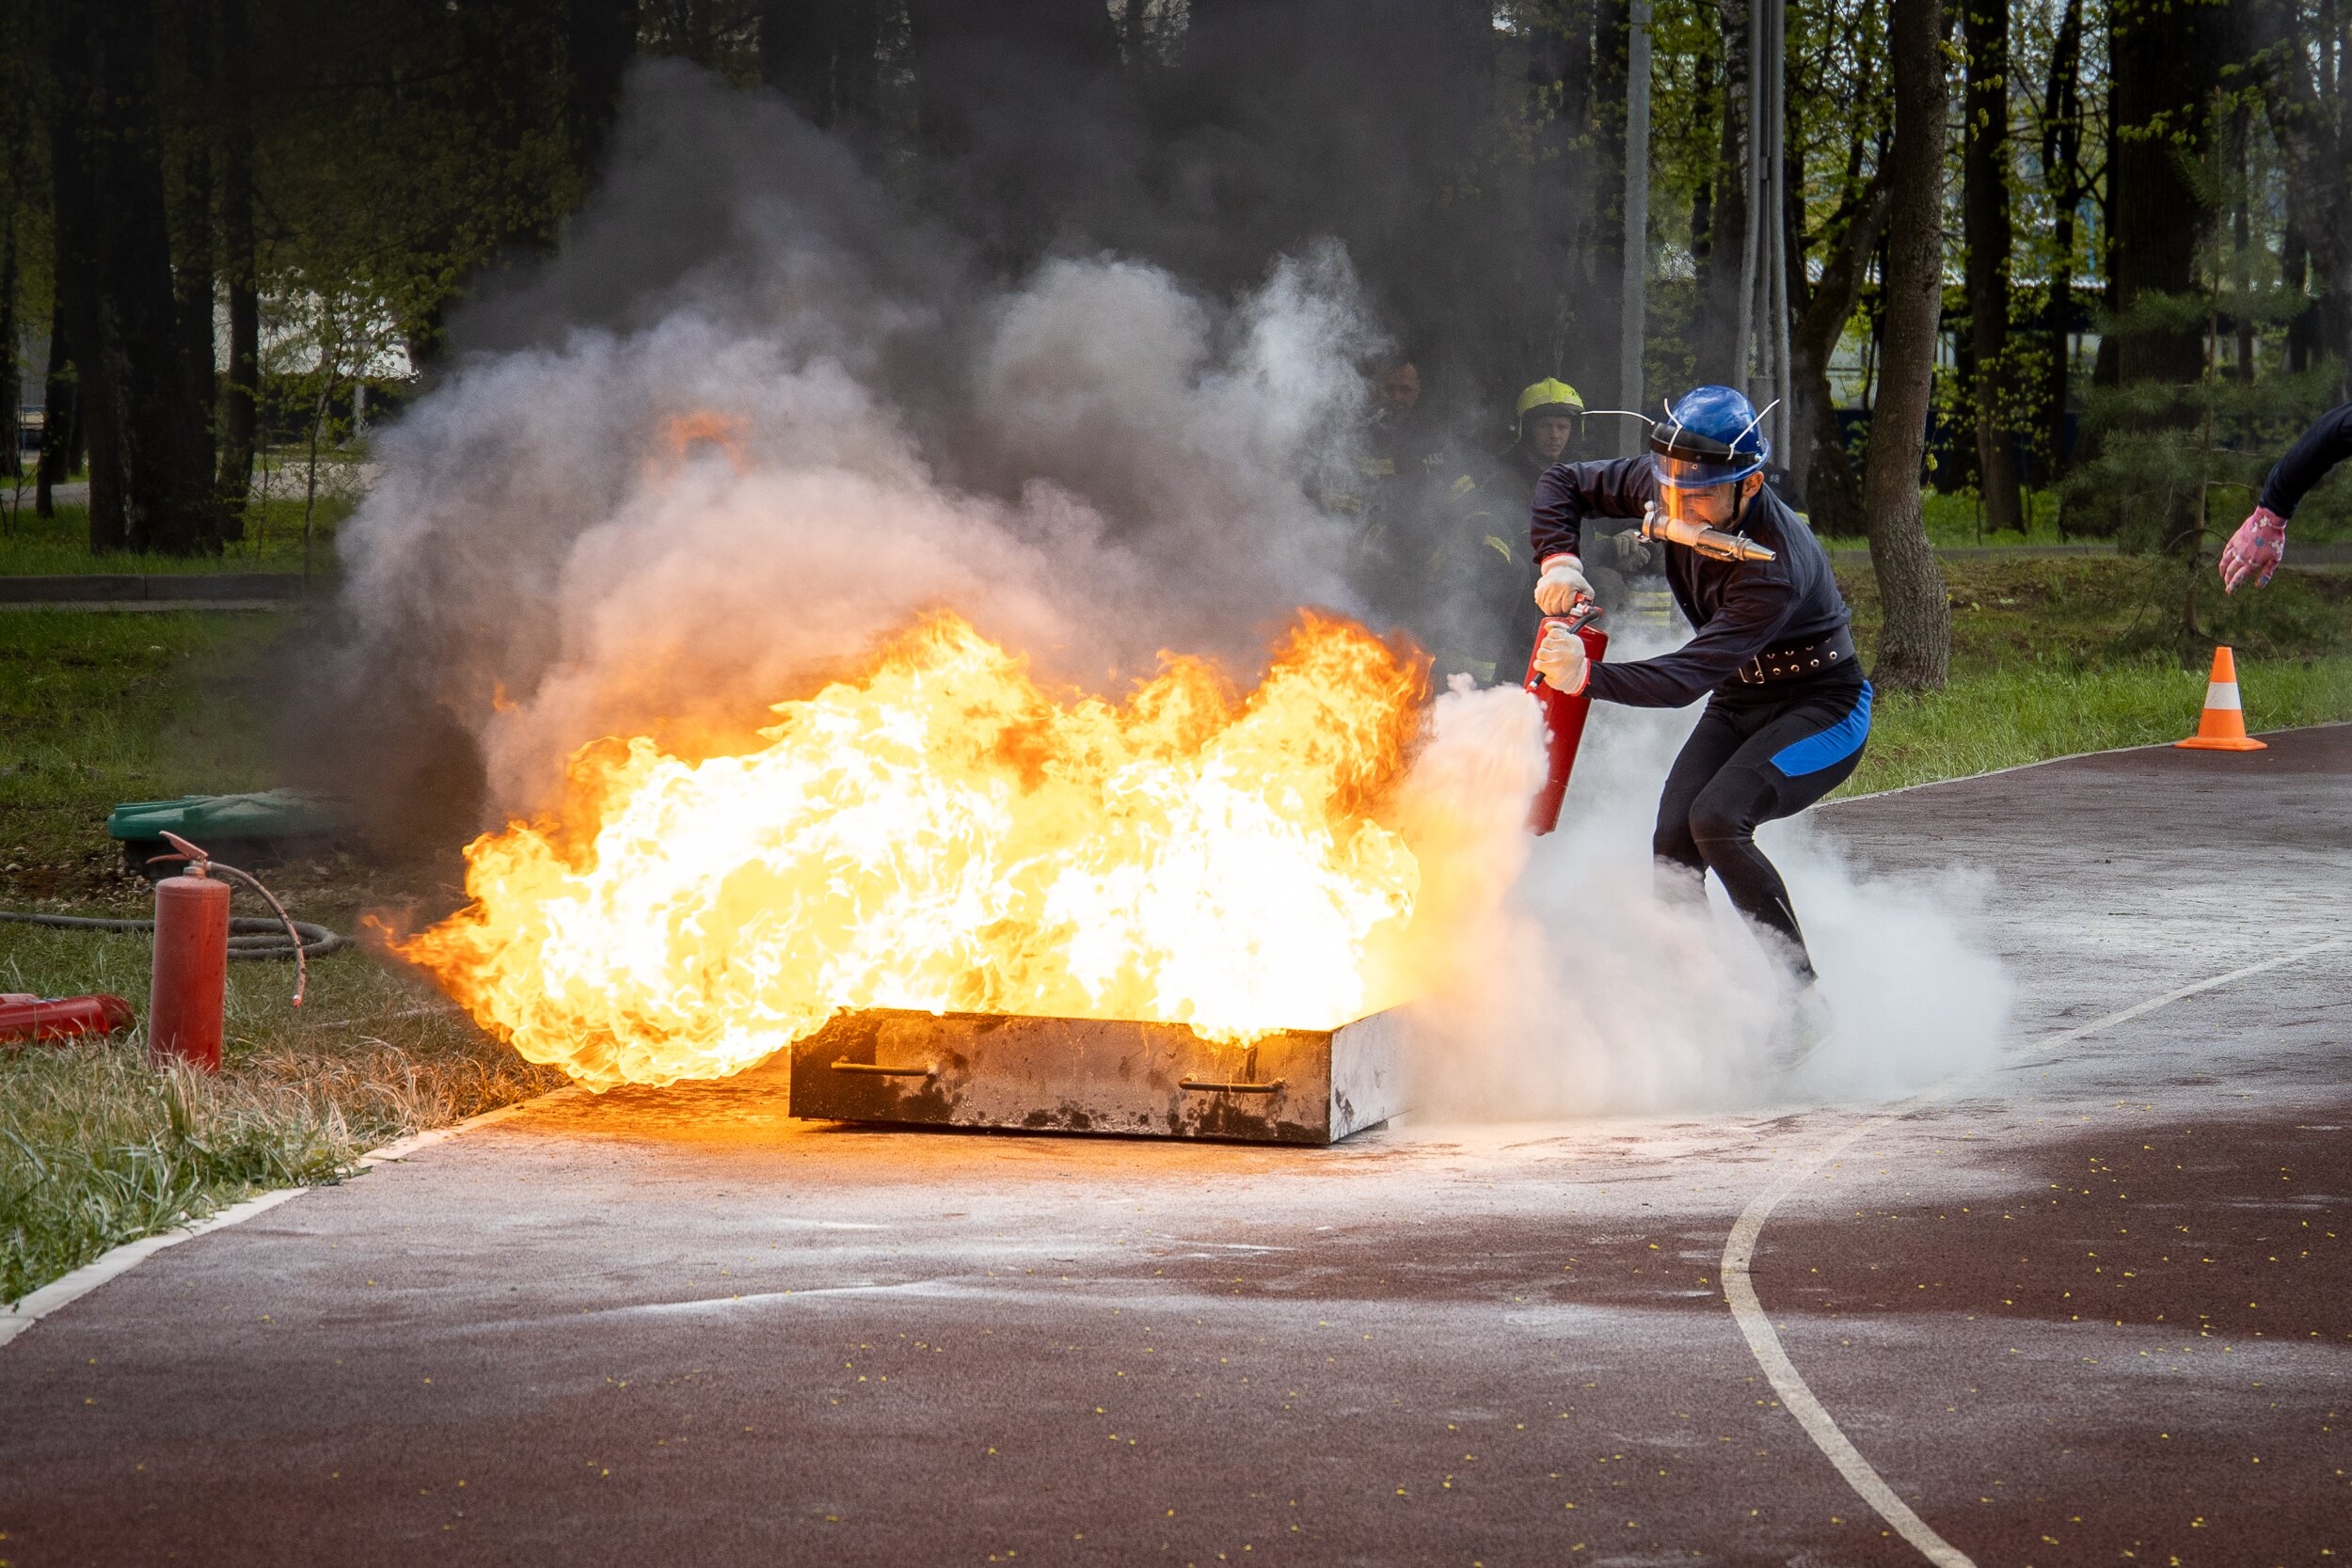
[2281,216,2319,376]
[906,0,1120,267]
[2039,0,2083,486]
[764,0,882,132]
[171,0,218,489]
[2107,0,2221,386]
[215,0,257,527]
[1527,0,1601,387]
[1860,0,1952,691]
[2261,0,2349,390]
[87,0,224,555]
[48,11,115,546]
[1790,173,1891,536]
[1962,0,2023,535]
[35,270,77,517]
[1698,0,1750,383]
[566,0,637,184]
[761,0,828,119]
[1592,0,1631,409]
[0,167,16,483]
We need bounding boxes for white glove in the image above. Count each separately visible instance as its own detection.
[1533,554,1594,615]
[1532,622,1589,694]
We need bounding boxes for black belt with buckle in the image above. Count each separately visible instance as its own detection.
[1734,628,1858,685]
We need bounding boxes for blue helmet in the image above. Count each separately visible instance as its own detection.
[1649,385,1769,489]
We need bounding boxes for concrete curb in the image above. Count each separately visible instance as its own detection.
[1823,720,2352,808]
[0,1086,575,1352]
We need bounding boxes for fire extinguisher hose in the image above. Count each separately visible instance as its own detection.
[0,910,349,959]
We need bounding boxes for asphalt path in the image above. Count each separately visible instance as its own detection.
[2,729,2345,1567]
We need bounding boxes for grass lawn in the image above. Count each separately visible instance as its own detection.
[1836,553,2352,794]
[3,552,2348,1306]
[0,474,356,578]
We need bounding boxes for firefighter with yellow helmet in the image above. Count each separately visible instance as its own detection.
[1454,378,1663,674]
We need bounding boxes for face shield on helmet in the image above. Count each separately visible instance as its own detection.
[1649,386,1769,523]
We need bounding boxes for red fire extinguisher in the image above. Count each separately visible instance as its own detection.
[150,856,231,1071]
[1523,604,1609,835]
[145,830,315,1073]
[0,992,136,1046]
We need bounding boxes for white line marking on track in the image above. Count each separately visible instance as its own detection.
[1719,937,2348,1567]
[0,1087,574,1351]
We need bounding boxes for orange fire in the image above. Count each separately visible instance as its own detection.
[399,613,1433,1090]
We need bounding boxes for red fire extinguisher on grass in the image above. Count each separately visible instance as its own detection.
[1523,603,1608,835]
[0,992,136,1046]
[150,852,232,1070]
[146,831,316,1072]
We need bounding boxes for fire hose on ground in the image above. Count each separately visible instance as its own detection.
[0,911,348,960]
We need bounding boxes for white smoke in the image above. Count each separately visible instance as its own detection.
[1399,622,2013,1118]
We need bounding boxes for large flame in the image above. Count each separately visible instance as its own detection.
[400,613,1434,1089]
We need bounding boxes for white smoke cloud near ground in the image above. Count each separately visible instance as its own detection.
[328,60,2009,1116]
[1403,619,2014,1119]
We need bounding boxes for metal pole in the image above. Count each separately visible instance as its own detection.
[1768,0,1792,460]
[1620,0,1653,455]
[1733,0,1760,396]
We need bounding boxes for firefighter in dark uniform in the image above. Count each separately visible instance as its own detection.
[2218,400,2352,592]
[1507,381,1660,616]
[1427,379,1586,684]
[1527,385,1867,1063]
[1340,356,1447,627]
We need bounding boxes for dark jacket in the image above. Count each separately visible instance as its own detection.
[2258,402,2352,519]
[1529,456,1851,707]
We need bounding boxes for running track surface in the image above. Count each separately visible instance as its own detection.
[2,729,2345,1567]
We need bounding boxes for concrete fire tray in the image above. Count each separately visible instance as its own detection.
[787,1008,1406,1146]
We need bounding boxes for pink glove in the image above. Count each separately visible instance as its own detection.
[2218,506,2286,593]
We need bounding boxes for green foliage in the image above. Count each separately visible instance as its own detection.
[2062,349,2346,553]
[246,3,582,363]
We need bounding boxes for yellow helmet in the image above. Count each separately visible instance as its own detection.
[1516,378,1584,420]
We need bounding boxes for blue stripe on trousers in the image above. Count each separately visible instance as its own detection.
[1769,680,1873,777]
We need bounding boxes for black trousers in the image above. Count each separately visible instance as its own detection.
[1653,669,1873,981]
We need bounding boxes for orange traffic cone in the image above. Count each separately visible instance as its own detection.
[2175,646,2267,752]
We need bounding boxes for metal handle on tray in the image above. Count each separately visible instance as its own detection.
[1180,1077,1286,1095]
[830,1060,938,1079]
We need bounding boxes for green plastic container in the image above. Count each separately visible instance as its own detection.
[106,790,354,878]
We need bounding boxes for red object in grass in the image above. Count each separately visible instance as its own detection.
[0,992,137,1046]
[149,870,231,1072]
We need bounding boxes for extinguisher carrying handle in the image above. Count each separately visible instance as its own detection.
[148,831,316,1008]
[1544,599,1605,638]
